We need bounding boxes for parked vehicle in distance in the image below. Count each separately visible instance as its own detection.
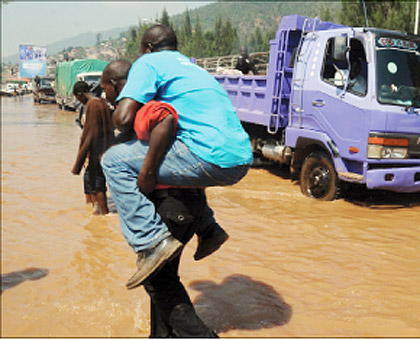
[204,15,420,200]
[55,59,109,110]
[33,76,56,103]
[1,83,19,96]
[76,71,105,99]
[21,82,32,94]
[76,71,102,85]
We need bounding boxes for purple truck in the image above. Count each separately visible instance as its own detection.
[215,15,420,200]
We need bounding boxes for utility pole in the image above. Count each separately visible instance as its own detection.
[415,0,419,35]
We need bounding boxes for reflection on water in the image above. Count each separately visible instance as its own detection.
[1,96,420,337]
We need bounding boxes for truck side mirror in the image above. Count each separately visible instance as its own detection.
[332,36,348,62]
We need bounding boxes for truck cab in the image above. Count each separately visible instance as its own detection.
[73,71,105,111]
[73,71,107,128]
[288,21,420,198]
[76,72,103,95]
[32,76,56,103]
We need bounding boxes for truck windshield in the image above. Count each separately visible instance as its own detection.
[84,75,101,83]
[41,79,52,87]
[376,35,420,108]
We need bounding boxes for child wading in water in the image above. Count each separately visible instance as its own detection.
[71,81,114,215]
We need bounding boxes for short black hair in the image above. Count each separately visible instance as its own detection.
[73,80,91,95]
[102,60,132,84]
[140,24,178,53]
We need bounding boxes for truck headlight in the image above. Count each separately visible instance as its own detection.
[367,137,409,159]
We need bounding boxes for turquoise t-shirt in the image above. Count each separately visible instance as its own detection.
[117,51,253,168]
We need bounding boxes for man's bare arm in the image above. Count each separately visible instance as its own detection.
[137,115,175,194]
[113,98,142,133]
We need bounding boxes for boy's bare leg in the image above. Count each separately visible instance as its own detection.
[94,192,109,215]
[85,194,94,204]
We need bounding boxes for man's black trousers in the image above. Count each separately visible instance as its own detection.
[143,189,218,338]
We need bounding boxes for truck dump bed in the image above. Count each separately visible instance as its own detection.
[215,15,343,132]
[215,74,269,126]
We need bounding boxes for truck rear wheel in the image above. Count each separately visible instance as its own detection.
[300,151,339,200]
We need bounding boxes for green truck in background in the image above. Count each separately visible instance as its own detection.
[55,59,109,110]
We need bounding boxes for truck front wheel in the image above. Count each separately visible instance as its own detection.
[300,151,339,200]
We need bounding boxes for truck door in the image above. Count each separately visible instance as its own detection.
[305,36,370,165]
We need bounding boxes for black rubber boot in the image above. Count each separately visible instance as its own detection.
[169,303,219,338]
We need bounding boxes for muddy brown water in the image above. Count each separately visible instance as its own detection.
[1,95,420,337]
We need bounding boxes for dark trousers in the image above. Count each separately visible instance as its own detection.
[143,189,218,338]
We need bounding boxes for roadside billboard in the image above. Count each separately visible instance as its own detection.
[19,45,47,78]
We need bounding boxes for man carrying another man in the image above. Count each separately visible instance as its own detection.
[101,24,253,287]
[100,24,253,337]
[99,58,229,337]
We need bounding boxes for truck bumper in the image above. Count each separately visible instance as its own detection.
[366,166,420,193]
[39,94,56,102]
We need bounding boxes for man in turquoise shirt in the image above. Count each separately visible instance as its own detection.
[101,25,253,289]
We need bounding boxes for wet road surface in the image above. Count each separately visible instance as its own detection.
[1,95,419,337]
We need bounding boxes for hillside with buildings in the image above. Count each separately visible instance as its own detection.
[1,35,128,81]
[3,1,416,83]
[2,1,342,82]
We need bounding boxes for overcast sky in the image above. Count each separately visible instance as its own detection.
[1,1,212,58]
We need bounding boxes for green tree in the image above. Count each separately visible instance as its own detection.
[191,15,207,58]
[177,8,193,55]
[320,3,333,22]
[125,23,149,62]
[177,10,189,55]
[221,17,238,55]
[129,26,137,41]
[210,15,237,56]
[254,26,264,52]
[204,31,216,56]
[213,15,224,55]
[262,29,276,51]
[125,26,137,61]
[183,9,192,40]
[339,0,417,34]
[160,7,171,27]
[248,26,264,53]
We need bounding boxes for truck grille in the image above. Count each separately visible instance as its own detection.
[408,135,420,159]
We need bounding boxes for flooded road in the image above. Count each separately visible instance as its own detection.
[1,95,420,337]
